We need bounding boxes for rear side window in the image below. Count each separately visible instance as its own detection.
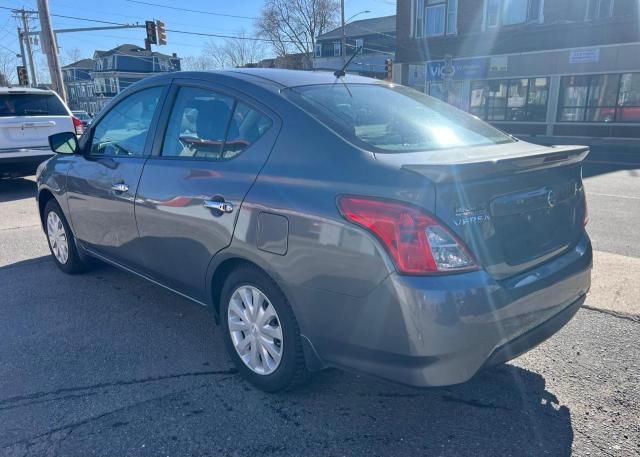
[283,84,514,153]
[223,101,272,159]
[0,93,67,117]
[162,87,272,160]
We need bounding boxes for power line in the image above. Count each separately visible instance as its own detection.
[0,6,310,44]
[124,0,257,20]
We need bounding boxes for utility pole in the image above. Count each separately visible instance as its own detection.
[341,0,346,65]
[17,27,28,75]
[15,10,38,87]
[37,0,66,101]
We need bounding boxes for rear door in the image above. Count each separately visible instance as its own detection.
[134,80,279,301]
[66,85,167,269]
[0,92,73,150]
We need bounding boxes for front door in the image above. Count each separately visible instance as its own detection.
[134,82,278,301]
[66,85,165,269]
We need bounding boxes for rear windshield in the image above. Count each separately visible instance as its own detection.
[283,84,514,153]
[0,93,68,117]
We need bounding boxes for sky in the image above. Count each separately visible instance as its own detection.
[0,0,396,81]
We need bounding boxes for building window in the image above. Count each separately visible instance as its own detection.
[587,0,614,20]
[333,42,341,57]
[355,38,364,51]
[426,1,446,36]
[315,43,322,57]
[484,0,543,28]
[558,73,640,123]
[415,0,457,37]
[470,77,549,122]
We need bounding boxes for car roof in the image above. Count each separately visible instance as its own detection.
[226,68,383,89]
[0,86,56,95]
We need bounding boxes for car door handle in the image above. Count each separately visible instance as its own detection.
[111,183,129,193]
[203,200,234,213]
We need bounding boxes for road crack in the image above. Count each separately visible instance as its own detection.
[582,305,640,323]
[0,368,237,407]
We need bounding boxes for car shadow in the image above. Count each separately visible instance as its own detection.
[0,177,36,203]
[0,256,573,457]
[274,362,574,456]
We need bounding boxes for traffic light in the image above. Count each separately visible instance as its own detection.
[16,66,29,86]
[385,59,393,81]
[156,20,167,45]
[145,21,157,45]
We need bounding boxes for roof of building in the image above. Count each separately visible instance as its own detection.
[62,58,95,70]
[93,44,178,59]
[317,15,396,41]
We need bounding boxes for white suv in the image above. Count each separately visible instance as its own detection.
[1,87,82,179]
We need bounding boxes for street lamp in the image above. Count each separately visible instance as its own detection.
[341,6,371,64]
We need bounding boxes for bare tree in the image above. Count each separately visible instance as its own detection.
[0,50,19,85]
[202,31,265,69]
[256,0,339,61]
[61,47,84,65]
[181,55,216,71]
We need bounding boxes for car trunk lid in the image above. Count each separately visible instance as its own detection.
[375,141,589,280]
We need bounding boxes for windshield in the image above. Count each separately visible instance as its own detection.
[284,83,514,153]
[0,93,68,117]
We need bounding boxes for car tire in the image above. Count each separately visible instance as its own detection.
[44,199,89,274]
[220,265,309,392]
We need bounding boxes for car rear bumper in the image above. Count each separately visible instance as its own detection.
[291,233,592,387]
[0,147,53,177]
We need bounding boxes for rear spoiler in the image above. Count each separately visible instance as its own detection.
[402,145,589,183]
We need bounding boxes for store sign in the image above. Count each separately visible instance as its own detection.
[489,56,508,72]
[427,58,488,81]
[569,48,600,64]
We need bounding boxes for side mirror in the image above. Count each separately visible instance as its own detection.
[48,132,78,154]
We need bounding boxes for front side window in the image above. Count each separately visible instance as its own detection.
[89,86,162,156]
[558,73,640,123]
[470,77,549,122]
[315,43,322,57]
[284,84,513,153]
[161,87,272,160]
[355,38,364,51]
[333,42,341,57]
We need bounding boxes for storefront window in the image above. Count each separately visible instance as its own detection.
[429,81,466,110]
[558,73,640,123]
[618,73,640,123]
[469,78,548,121]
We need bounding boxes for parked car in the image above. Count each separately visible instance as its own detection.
[71,110,92,128]
[37,70,592,392]
[0,87,83,179]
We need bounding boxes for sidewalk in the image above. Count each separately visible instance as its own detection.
[586,250,640,318]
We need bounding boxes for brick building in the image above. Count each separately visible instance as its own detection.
[394,0,640,140]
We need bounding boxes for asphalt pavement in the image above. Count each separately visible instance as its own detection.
[0,147,638,457]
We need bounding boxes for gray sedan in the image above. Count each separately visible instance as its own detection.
[37,69,591,392]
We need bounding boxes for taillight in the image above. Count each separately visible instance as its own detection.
[72,116,83,136]
[338,196,477,275]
